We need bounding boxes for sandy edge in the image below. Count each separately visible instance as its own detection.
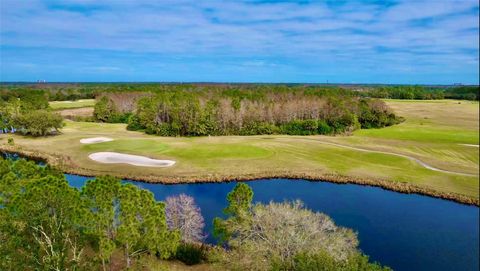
[80,137,114,144]
[459,144,480,148]
[1,146,478,207]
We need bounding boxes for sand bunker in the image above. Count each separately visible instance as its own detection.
[80,137,114,144]
[459,144,479,148]
[89,152,175,167]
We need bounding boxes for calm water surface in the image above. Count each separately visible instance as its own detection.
[66,174,479,271]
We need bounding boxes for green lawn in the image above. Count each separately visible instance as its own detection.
[2,99,479,202]
[324,99,479,175]
[49,99,96,110]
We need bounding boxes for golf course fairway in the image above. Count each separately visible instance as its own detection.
[1,99,478,205]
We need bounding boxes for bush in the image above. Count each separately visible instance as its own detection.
[14,110,64,136]
[281,120,317,135]
[272,251,392,271]
[93,96,116,122]
[93,96,131,123]
[317,120,333,135]
[175,243,206,265]
[126,114,144,131]
[240,122,279,135]
[7,138,14,145]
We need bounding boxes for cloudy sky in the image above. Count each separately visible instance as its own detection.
[0,0,478,84]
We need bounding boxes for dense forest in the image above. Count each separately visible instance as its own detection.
[0,157,390,270]
[94,89,401,136]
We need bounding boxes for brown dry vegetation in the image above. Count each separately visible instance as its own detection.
[58,107,94,119]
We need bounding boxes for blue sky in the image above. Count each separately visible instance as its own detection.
[0,0,478,84]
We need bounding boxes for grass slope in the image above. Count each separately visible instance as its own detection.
[49,99,95,110]
[2,100,478,202]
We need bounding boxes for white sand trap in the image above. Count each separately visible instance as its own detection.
[459,144,479,148]
[89,152,175,167]
[80,137,114,144]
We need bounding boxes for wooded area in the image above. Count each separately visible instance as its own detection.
[0,157,390,270]
[94,88,402,136]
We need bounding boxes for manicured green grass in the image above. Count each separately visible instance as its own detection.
[49,99,95,110]
[82,139,170,154]
[323,100,479,175]
[2,99,478,200]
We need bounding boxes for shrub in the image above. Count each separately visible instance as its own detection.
[281,120,307,135]
[302,119,318,134]
[93,97,131,123]
[317,120,333,135]
[126,114,143,131]
[240,122,279,135]
[7,138,14,145]
[175,243,207,265]
[272,251,392,271]
[93,96,116,122]
[14,110,64,136]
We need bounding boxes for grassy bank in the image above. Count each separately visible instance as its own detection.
[49,99,95,110]
[1,100,478,204]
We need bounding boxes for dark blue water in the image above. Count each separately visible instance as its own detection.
[66,174,479,271]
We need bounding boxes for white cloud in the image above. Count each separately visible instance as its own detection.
[0,0,478,83]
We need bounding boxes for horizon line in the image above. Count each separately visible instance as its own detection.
[0,81,478,87]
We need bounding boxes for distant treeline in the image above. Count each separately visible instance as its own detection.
[363,85,479,100]
[92,89,401,136]
[1,83,478,101]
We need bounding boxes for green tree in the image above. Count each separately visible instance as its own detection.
[81,176,121,270]
[117,184,180,268]
[82,176,179,269]
[213,183,253,243]
[18,89,49,111]
[224,183,254,217]
[93,96,119,122]
[2,175,87,271]
[14,110,64,136]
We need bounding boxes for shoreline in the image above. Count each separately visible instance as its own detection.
[1,145,478,207]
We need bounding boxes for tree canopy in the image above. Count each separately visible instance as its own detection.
[0,157,391,270]
[212,183,391,271]
[0,158,180,270]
